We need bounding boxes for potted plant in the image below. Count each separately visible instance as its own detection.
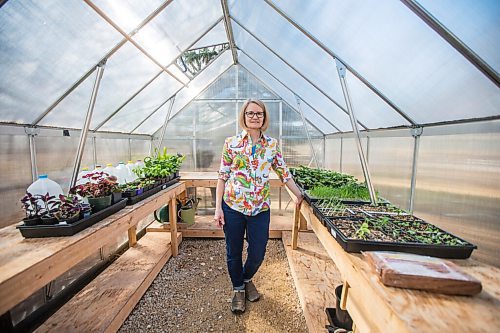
[71,172,118,212]
[20,192,43,226]
[54,194,83,224]
[80,203,92,218]
[39,192,59,225]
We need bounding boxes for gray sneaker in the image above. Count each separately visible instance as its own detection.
[231,290,246,313]
[245,281,260,302]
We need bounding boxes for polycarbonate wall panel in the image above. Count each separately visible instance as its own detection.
[282,138,313,168]
[232,23,353,132]
[238,66,278,100]
[230,0,409,129]
[92,0,164,33]
[130,139,151,162]
[132,0,220,66]
[325,138,341,171]
[311,138,325,168]
[414,131,500,266]
[341,137,368,181]
[417,0,500,73]
[271,0,500,124]
[369,136,413,209]
[239,53,334,134]
[264,102,280,140]
[158,139,195,171]
[163,106,194,138]
[0,0,121,124]
[95,138,130,167]
[283,104,322,139]
[0,134,32,228]
[41,42,161,129]
[198,66,237,99]
[36,136,93,192]
[194,101,236,170]
[100,72,182,133]
[137,51,233,134]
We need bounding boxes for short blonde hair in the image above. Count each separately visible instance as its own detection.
[238,99,270,132]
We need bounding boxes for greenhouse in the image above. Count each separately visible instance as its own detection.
[0,0,499,332]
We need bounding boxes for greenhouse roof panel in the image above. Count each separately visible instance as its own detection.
[0,1,498,133]
[40,41,161,129]
[238,53,334,134]
[191,20,228,50]
[0,0,122,124]
[270,0,500,124]
[92,0,165,34]
[131,0,221,67]
[99,72,182,133]
[417,0,500,74]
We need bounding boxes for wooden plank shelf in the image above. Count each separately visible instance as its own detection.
[293,201,500,333]
[282,231,342,333]
[35,231,182,333]
[0,182,186,315]
[146,213,296,239]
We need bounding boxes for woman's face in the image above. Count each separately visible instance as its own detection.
[245,103,265,130]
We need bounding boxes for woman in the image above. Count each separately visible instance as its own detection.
[214,99,303,314]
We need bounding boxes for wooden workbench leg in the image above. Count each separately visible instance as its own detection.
[127,226,137,247]
[291,204,300,250]
[340,280,350,311]
[169,197,178,257]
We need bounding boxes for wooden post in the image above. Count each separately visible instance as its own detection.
[291,204,300,250]
[169,197,178,256]
[340,280,349,311]
[127,226,137,247]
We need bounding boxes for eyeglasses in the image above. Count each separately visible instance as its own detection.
[245,111,265,119]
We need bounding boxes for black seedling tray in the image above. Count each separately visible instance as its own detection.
[126,177,180,205]
[324,217,476,259]
[17,199,128,238]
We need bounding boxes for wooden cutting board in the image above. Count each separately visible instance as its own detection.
[364,251,482,296]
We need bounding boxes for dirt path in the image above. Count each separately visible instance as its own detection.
[119,238,308,333]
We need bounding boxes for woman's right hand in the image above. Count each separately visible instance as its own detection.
[214,208,225,228]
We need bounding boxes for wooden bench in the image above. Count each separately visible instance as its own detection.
[35,231,182,333]
[291,199,500,332]
[0,182,185,318]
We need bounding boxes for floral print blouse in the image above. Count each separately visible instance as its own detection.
[218,130,292,216]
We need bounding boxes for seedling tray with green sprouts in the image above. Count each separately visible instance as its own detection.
[322,213,476,259]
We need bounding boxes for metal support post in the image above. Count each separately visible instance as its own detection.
[192,107,197,171]
[409,127,423,213]
[25,127,40,182]
[70,60,106,189]
[294,95,319,167]
[279,100,283,149]
[128,138,132,161]
[92,136,97,168]
[156,95,176,152]
[340,137,343,173]
[335,59,377,205]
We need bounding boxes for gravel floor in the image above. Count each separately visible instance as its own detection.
[119,238,308,333]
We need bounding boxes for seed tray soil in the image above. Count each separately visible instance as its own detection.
[324,216,476,259]
[126,177,180,205]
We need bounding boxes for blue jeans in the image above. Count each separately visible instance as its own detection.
[222,200,270,289]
